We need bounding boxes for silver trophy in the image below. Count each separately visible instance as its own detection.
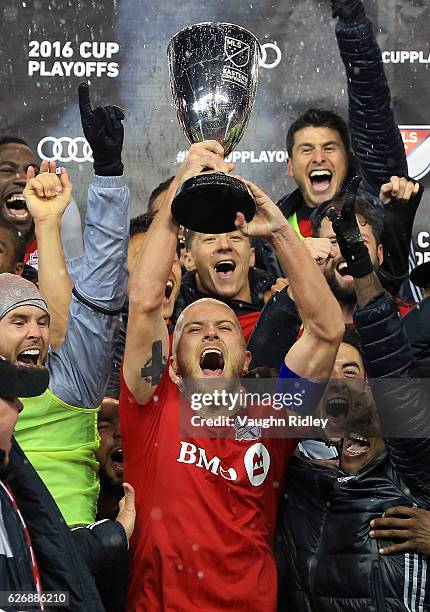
[167,22,261,233]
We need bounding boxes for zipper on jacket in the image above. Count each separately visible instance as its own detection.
[371,563,386,612]
[308,501,329,595]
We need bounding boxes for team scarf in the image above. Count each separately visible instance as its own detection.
[0,480,44,611]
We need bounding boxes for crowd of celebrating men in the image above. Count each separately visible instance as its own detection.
[1,0,430,610]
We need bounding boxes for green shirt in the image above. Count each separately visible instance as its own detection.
[15,389,99,526]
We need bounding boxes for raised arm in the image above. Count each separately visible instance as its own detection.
[48,83,130,408]
[332,0,422,296]
[23,161,73,350]
[235,179,344,380]
[333,0,407,190]
[247,285,302,371]
[123,141,234,404]
[329,184,430,497]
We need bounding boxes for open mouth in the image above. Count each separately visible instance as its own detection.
[214,260,236,279]
[17,348,40,367]
[309,169,333,193]
[343,433,371,457]
[326,397,349,424]
[5,194,30,220]
[110,448,124,472]
[199,348,225,377]
[164,280,174,303]
[336,261,351,277]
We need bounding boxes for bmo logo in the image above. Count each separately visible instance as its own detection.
[177,441,237,481]
[244,443,270,486]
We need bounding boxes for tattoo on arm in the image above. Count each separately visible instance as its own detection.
[140,340,167,386]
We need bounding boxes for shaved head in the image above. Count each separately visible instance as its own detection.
[172,298,241,356]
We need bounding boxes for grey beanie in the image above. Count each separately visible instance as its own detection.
[0,273,49,319]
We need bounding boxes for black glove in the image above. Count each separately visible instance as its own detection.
[331,0,366,23]
[78,82,125,176]
[327,176,373,278]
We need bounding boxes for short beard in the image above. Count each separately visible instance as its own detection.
[326,272,357,305]
[326,260,379,306]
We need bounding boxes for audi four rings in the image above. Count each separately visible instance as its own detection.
[37,136,94,163]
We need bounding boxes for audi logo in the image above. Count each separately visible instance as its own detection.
[259,42,282,69]
[37,136,93,163]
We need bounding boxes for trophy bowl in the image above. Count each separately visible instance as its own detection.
[167,22,261,233]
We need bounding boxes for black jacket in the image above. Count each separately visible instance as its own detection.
[247,286,300,369]
[277,292,430,612]
[172,267,275,324]
[403,295,430,377]
[277,15,418,297]
[0,439,128,612]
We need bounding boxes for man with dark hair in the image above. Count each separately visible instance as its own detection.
[0,137,38,238]
[277,177,430,612]
[311,194,384,322]
[286,109,352,166]
[0,136,83,271]
[277,0,419,298]
[284,108,352,216]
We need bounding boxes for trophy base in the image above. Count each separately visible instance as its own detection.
[171,173,256,233]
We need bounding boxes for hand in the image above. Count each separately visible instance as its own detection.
[326,176,373,278]
[304,237,336,269]
[78,81,125,176]
[173,141,235,188]
[234,178,288,240]
[270,277,289,295]
[370,506,430,555]
[380,176,421,205]
[115,483,136,547]
[331,0,366,23]
[23,161,72,223]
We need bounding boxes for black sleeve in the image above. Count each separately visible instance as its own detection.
[336,16,421,297]
[354,291,430,500]
[71,519,128,575]
[336,16,408,192]
[247,286,302,370]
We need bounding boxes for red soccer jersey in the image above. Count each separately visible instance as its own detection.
[120,369,296,612]
[237,310,260,342]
